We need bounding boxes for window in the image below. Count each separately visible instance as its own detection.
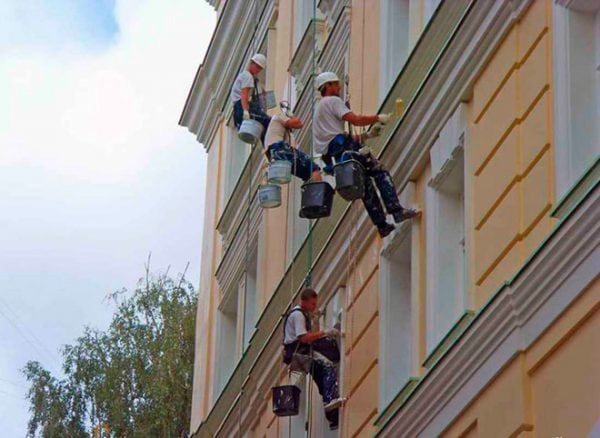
[293,0,314,49]
[213,287,238,397]
[379,0,410,102]
[286,176,310,266]
[379,202,415,409]
[553,0,600,199]
[213,245,258,396]
[311,288,343,437]
[223,118,250,201]
[425,104,467,354]
[241,245,258,349]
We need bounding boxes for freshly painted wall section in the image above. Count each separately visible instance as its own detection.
[470,0,556,308]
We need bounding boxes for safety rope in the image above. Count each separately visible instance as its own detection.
[237,4,262,436]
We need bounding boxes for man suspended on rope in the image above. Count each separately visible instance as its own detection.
[283,288,343,430]
[264,101,322,182]
[231,53,271,143]
[313,72,419,238]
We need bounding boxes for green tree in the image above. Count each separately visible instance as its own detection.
[23,265,197,438]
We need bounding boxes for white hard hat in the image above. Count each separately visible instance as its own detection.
[251,53,266,69]
[316,72,340,90]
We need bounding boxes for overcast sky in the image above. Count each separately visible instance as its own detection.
[0,0,216,434]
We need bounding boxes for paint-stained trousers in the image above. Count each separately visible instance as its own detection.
[323,134,403,228]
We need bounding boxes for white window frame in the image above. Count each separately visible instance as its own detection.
[379,0,411,102]
[213,288,239,398]
[223,117,250,201]
[293,0,314,50]
[553,0,600,199]
[378,208,417,410]
[425,104,468,354]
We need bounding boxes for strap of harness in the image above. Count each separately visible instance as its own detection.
[282,307,311,341]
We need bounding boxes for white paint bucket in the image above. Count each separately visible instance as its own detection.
[238,119,264,144]
[258,184,281,208]
[267,160,292,185]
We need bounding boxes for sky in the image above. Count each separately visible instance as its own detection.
[0,0,216,435]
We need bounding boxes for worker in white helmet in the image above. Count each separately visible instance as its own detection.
[231,53,270,143]
[263,101,322,182]
[313,72,418,238]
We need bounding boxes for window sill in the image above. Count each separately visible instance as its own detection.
[551,156,600,220]
[374,377,420,429]
[422,310,475,369]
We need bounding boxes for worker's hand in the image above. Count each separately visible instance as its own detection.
[325,328,340,338]
[377,113,392,124]
[243,110,251,120]
[366,124,383,139]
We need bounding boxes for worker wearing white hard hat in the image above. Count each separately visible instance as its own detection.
[312,72,419,238]
[231,53,271,142]
[263,101,322,183]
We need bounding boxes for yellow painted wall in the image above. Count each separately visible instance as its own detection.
[442,278,600,438]
[471,0,557,308]
[341,229,381,438]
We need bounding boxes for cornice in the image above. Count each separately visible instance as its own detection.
[180,0,274,151]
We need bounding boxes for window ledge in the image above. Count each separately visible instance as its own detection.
[422,310,475,369]
[551,156,600,220]
[374,377,420,429]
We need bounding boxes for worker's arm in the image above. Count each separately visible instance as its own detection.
[297,330,326,344]
[283,117,303,130]
[240,88,252,112]
[342,112,380,127]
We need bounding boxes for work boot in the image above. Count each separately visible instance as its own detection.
[392,208,420,224]
[324,398,344,412]
[377,222,395,238]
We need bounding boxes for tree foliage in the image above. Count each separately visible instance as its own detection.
[23,267,197,438]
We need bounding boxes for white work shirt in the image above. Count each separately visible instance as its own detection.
[264,113,290,148]
[230,70,256,103]
[313,95,351,155]
[284,305,309,345]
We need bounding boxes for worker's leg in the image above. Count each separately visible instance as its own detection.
[270,142,321,182]
[310,360,340,428]
[309,360,339,404]
[357,150,420,224]
[232,100,244,129]
[249,102,271,144]
[361,175,393,228]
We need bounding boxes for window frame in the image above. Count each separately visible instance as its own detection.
[552,0,600,201]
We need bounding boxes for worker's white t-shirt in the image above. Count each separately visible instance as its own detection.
[313,95,351,155]
[264,113,290,148]
[284,305,308,345]
[230,70,255,103]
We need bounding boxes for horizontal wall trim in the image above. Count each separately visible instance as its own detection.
[345,311,379,355]
[474,26,548,124]
[347,359,378,400]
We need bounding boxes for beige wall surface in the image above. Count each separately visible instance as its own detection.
[442,278,600,438]
[470,0,556,308]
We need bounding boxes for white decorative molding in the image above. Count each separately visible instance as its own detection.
[428,102,467,189]
[289,18,327,98]
[180,0,275,150]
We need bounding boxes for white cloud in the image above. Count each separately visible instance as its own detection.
[1,0,215,183]
[0,0,216,435]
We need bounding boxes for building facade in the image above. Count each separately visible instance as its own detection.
[180,0,599,437]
